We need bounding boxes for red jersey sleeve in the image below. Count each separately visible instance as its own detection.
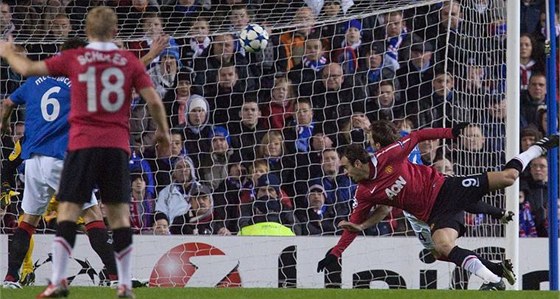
[409,128,454,144]
[330,190,374,257]
[376,128,454,165]
[44,51,72,77]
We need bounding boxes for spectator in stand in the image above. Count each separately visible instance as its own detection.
[521,0,545,34]
[170,184,231,235]
[288,36,328,97]
[275,6,316,72]
[129,90,158,150]
[519,181,538,237]
[432,155,454,176]
[311,62,366,138]
[256,130,296,197]
[178,17,210,68]
[479,95,507,153]
[357,41,397,98]
[416,69,460,128]
[65,0,103,36]
[317,0,344,47]
[381,10,423,72]
[309,148,354,215]
[283,98,317,154]
[536,105,550,136]
[521,126,543,152]
[332,19,363,74]
[453,124,503,175]
[520,72,547,129]
[365,80,404,122]
[418,138,441,166]
[1,3,16,39]
[294,184,340,236]
[199,126,238,190]
[48,13,72,40]
[227,4,251,53]
[397,42,434,105]
[162,67,199,129]
[534,10,560,42]
[238,173,294,229]
[149,47,181,98]
[160,0,208,33]
[519,33,545,91]
[116,0,159,36]
[129,171,155,234]
[147,129,187,194]
[153,156,199,235]
[261,75,295,130]
[183,94,213,168]
[213,162,249,233]
[193,33,252,89]
[229,97,265,162]
[205,64,253,126]
[426,1,462,65]
[27,14,73,60]
[521,155,549,237]
[127,12,179,66]
[335,112,370,149]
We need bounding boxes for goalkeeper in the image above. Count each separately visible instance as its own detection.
[0,38,118,289]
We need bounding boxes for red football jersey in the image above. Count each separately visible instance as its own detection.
[45,42,154,154]
[331,128,455,257]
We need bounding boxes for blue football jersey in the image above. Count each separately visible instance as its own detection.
[9,76,72,160]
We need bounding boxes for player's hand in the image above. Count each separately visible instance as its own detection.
[337,220,364,233]
[452,122,470,138]
[150,34,170,58]
[155,130,172,157]
[317,252,339,273]
[0,35,15,58]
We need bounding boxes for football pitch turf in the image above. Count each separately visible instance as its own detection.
[1,287,559,299]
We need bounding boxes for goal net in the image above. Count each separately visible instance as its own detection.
[0,0,510,289]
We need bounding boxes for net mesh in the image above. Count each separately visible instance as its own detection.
[0,0,508,247]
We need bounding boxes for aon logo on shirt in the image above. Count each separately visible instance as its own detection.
[385,176,406,200]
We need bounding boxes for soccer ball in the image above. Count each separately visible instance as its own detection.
[239,24,269,53]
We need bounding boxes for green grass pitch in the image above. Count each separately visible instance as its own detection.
[1,287,559,299]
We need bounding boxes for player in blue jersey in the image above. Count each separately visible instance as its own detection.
[0,38,118,289]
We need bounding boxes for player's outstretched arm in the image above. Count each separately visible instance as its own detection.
[0,36,48,77]
[140,34,170,67]
[139,87,171,156]
[338,205,392,232]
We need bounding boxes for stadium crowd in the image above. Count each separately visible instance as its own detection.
[0,0,558,237]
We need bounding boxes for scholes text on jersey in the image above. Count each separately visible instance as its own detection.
[77,51,127,66]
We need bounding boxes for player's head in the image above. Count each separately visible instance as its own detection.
[61,37,88,51]
[341,144,370,182]
[85,6,118,41]
[369,120,400,150]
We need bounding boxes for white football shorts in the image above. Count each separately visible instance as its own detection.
[403,211,435,251]
[22,155,97,215]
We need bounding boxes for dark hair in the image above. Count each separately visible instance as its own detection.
[61,37,87,51]
[342,143,370,164]
[520,126,542,140]
[295,97,312,107]
[370,120,400,147]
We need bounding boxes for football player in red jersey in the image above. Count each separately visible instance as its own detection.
[316,122,558,290]
[0,6,171,299]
